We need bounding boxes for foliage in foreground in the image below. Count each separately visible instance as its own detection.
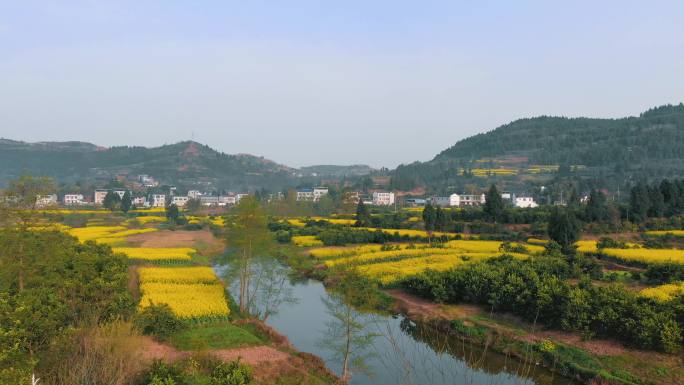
[402,256,683,353]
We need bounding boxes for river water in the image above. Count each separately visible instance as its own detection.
[217,264,576,385]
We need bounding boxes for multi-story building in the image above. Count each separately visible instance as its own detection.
[430,196,450,207]
[150,194,166,208]
[36,194,58,208]
[219,195,236,206]
[200,196,219,206]
[449,193,486,207]
[172,196,189,207]
[188,190,202,199]
[297,187,329,202]
[94,189,109,205]
[372,191,395,206]
[515,196,538,208]
[63,194,85,205]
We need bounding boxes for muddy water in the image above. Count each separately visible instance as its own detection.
[217,265,577,385]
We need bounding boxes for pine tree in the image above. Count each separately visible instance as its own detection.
[120,191,132,213]
[422,204,436,232]
[585,189,608,222]
[355,200,371,227]
[547,207,581,255]
[630,182,651,223]
[103,191,121,211]
[483,184,503,222]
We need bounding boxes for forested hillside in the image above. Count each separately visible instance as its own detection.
[0,140,297,190]
[391,104,684,193]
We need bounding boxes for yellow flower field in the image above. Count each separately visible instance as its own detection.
[645,230,684,237]
[600,248,684,265]
[286,219,306,227]
[112,247,196,261]
[358,253,527,285]
[291,235,324,247]
[354,227,457,238]
[128,216,167,224]
[138,267,229,319]
[639,282,684,302]
[68,226,157,243]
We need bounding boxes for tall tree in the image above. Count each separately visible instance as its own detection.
[630,182,651,223]
[422,203,436,233]
[165,203,180,222]
[224,196,274,313]
[648,185,665,218]
[102,191,121,211]
[435,207,447,231]
[355,200,371,227]
[585,189,608,222]
[547,207,581,255]
[483,184,504,222]
[120,191,132,213]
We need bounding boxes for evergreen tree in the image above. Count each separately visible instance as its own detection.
[165,203,179,222]
[547,207,581,255]
[648,185,665,218]
[102,191,121,211]
[422,204,436,232]
[585,189,608,222]
[355,200,371,227]
[660,179,679,215]
[630,182,651,223]
[435,207,447,231]
[483,184,504,222]
[120,191,132,213]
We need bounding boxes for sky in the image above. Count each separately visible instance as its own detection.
[1,1,683,168]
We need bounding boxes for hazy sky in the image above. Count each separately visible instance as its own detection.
[1,1,683,168]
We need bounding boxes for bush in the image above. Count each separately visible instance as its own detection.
[141,360,187,385]
[210,360,253,385]
[596,237,627,249]
[134,304,186,341]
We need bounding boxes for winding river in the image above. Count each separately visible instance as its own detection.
[217,263,577,385]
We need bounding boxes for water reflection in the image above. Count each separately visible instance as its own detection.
[216,263,576,385]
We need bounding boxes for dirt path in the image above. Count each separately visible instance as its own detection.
[139,337,288,365]
[127,229,225,255]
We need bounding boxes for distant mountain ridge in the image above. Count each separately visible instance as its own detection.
[0,139,298,190]
[390,103,684,192]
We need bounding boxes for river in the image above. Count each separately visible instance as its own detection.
[216,263,577,385]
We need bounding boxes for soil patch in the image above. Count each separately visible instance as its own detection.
[127,229,224,255]
[386,289,481,320]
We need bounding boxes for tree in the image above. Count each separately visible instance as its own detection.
[223,197,274,313]
[318,271,379,381]
[585,189,609,222]
[435,207,447,231]
[120,191,132,213]
[647,185,665,218]
[483,184,504,222]
[186,198,201,213]
[547,208,581,255]
[102,191,121,211]
[422,203,435,232]
[630,182,651,223]
[165,204,180,222]
[355,200,371,227]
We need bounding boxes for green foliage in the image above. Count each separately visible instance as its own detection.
[355,200,371,227]
[134,303,186,341]
[596,236,627,249]
[547,207,581,255]
[166,204,180,222]
[422,204,436,232]
[169,322,262,350]
[483,184,504,222]
[402,256,682,352]
[142,360,188,385]
[121,191,133,213]
[103,191,121,211]
[209,360,253,385]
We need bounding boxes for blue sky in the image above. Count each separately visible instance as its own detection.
[1,1,683,168]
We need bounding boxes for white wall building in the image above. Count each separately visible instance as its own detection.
[313,187,328,202]
[94,189,109,205]
[150,194,166,208]
[188,190,202,199]
[219,195,236,206]
[172,196,189,207]
[132,196,147,207]
[113,189,128,199]
[200,196,219,206]
[63,194,85,206]
[36,194,58,208]
[430,196,450,207]
[515,196,538,208]
[372,191,395,206]
[449,193,486,207]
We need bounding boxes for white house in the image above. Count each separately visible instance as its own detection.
[172,196,189,207]
[430,196,450,207]
[94,189,109,205]
[296,188,314,201]
[313,187,329,202]
[150,194,166,208]
[200,196,219,206]
[449,193,486,207]
[372,191,396,206]
[36,194,58,208]
[63,194,85,206]
[132,196,147,207]
[188,190,202,199]
[219,195,236,206]
[515,196,538,208]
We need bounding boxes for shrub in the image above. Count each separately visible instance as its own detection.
[141,360,187,385]
[596,237,627,249]
[210,360,253,385]
[134,303,186,341]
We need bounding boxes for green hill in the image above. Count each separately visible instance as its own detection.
[0,140,297,190]
[390,103,684,193]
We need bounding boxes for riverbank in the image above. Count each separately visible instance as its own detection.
[387,289,683,385]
